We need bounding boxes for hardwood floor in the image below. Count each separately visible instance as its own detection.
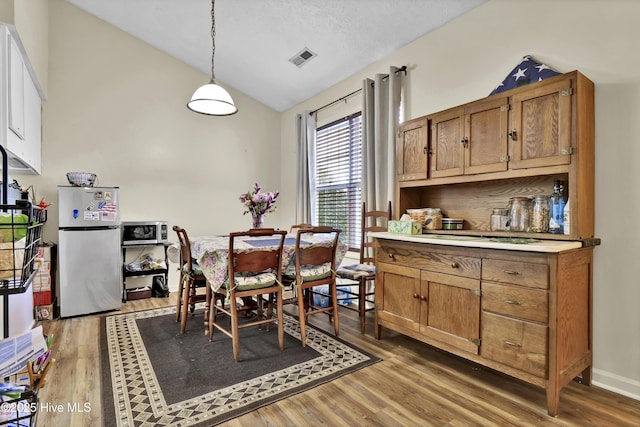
[36,293,640,427]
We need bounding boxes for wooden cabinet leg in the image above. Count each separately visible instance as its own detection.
[546,386,560,417]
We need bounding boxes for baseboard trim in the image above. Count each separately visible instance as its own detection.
[592,368,640,401]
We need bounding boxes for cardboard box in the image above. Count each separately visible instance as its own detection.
[34,290,52,306]
[388,220,422,235]
[37,245,54,262]
[35,260,51,273]
[35,304,54,320]
[33,275,52,292]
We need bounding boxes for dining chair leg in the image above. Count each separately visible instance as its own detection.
[208,292,215,340]
[331,282,340,337]
[231,294,241,361]
[175,272,185,323]
[179,276,191,334]
[297,286,308,347]
[277,290,284,351]
[358,277,366,334]
[203,282,211,334]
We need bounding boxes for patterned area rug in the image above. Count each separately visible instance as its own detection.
[100,306,380,426]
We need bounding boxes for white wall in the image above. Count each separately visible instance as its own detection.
[281,0,640,400]
[20,0,286,291]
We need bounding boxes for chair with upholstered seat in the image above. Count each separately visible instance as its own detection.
[173,225,211,334]
[283,226,341,347]
[208,228,287,361]
[289,223,312,233]
[336,201,392,334]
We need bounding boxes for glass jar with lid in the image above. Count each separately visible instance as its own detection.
[530,195,550,233]
[508,197,530,232]
[490,208,509,231]
[424,208,442,230]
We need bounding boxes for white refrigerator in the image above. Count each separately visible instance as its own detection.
[58,186,122,317]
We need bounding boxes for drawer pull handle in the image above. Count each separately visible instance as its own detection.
[451,262,459,269]
[503,270,521,275]
[504,340,522,348]
[388,252,395,261]
[504,299,521,305]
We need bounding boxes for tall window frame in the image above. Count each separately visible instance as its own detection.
[314,112,362,250]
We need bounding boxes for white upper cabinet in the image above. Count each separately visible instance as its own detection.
[0,25,42,174]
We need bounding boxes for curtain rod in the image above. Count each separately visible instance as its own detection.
[310,65,407,116]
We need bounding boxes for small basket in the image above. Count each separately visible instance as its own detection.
[406,208,428,223]
[66,172,96,187]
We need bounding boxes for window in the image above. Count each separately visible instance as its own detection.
[314,113,362,250]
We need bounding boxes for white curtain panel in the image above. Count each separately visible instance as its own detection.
[295,111,317,224]
[362,66,403,212]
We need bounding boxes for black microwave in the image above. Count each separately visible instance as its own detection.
[121,221,169,246]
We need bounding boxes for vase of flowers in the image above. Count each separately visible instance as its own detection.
[239,183,279,228]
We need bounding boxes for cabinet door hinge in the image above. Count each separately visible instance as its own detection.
[471,338,481,346]
[500,104,510,112]
[561,147,574,155]
[500,155,510,163]
[561,88,573,97]
[473,288,482,296]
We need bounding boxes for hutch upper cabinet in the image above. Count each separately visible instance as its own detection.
[396,71,595,241]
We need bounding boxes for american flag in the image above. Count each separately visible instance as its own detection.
[489,55,560,96]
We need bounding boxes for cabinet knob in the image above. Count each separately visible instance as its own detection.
[450,262,459,269]
[508,129,517,141]
[420,295,427,301]
[388,252,395,261]
[460,137,469,147]
[413,293,419,299]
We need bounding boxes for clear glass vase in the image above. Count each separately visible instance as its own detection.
[251,213,264,228]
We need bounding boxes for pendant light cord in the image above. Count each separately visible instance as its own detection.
[210,0,216,81]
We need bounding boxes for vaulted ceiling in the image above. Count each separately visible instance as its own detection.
[66,0,486,112]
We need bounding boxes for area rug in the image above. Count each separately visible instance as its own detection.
[100,306,380,426]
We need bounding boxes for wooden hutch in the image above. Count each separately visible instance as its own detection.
[373,71,597,416]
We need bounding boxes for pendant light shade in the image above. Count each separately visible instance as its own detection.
[188,0,237,116]
[188,79,238,116]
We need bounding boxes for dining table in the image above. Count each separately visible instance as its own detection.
[168,232,348,292]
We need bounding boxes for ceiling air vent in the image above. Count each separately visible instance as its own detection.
[289,47,317,68]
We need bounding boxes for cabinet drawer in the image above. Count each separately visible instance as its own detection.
[482,282,548,323]
[480,312,547,377]
[377,241,481,279]
[482,259,549,289]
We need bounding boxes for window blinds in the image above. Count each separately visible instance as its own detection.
[315,113,362,250]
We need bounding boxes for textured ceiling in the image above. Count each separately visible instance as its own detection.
[66,0,486,112]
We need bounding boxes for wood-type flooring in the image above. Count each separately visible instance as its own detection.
[36,292,640,426]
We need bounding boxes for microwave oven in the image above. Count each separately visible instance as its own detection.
[121,221,169,246]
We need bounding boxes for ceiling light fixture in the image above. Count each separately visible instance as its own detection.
[187,0,237,116]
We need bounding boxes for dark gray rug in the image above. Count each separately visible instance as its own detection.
[100,306,380,426]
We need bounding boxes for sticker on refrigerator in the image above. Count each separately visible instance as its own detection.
[84,211,100,221]
[99,201,118,222]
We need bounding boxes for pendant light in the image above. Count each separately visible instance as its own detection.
[187,0,238,116]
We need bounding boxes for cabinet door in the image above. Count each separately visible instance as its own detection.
[428,107,465,178]
[420,270,480,354]
[8,35,25,140]
[464,96,509,175]
[509,78,572,169]
[397,117,428,181]
[375,262,421,333]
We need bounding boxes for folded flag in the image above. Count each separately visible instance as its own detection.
[489,55,560,96]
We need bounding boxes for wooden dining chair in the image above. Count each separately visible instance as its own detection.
[289,223,312,233]
[283,226,341,347]
[208,228,287,361]
[336,201,392,334]
[173,225,211,334]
